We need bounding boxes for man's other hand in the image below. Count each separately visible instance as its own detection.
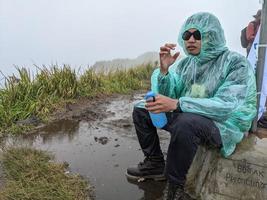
[159,43,180,75]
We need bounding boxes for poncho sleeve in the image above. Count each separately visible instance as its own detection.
[151,63,184,99]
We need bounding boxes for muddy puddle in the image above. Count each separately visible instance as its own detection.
[2,93,267,200]
[3,94,171,200]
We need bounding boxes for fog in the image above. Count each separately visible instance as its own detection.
[0,0,261,79]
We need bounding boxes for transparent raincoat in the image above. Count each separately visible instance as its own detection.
[150,12,257,157]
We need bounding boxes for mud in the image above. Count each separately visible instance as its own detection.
[2,93,267,200]
[2,93,170,200]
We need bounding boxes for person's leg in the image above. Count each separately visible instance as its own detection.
[133,107,164,157]
[126,107,165,180]
[163,112,222,200]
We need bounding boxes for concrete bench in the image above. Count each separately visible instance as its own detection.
[185,135,267,200]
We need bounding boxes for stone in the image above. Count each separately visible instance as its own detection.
[15,115,40,126]
[185,135,267,200]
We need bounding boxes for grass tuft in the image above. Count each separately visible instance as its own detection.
[0,63,155,135]
[0,147,91,200]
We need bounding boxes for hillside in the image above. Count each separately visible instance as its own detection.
[91,52,159,72]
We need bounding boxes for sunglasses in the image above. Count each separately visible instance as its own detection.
[182,30,201,41]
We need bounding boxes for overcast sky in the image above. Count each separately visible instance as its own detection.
[0,0,262,79]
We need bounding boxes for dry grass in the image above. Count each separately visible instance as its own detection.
[0,147,92,200]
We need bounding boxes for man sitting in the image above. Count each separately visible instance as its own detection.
[126,12,257,200]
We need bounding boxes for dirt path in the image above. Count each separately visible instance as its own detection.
[2,92,170,200]
[2,92,267,200]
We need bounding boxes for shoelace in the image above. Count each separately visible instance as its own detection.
[163,183,173,200]
[174,188,184,199]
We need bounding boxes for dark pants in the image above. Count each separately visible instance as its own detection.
[132,107,222,186]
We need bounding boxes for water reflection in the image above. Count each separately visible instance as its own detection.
[4,94,267,199]
[25,119,80,144]
[126,179,166,200]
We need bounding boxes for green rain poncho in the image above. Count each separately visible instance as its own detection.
[151,12,257,157]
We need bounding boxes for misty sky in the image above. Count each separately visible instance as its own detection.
[0,0,262,79]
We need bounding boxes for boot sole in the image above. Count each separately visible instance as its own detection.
[125,171,166,182]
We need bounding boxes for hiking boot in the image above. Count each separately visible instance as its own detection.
[163,182,196,200]
[125,156,166,181]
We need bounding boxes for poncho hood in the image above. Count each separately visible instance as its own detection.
[178,12,228,64]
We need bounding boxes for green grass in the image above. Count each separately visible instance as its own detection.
[0,63,155,199]
[0,147,91,200]
[0,63,155,135]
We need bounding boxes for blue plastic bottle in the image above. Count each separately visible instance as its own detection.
[144,91,167,128]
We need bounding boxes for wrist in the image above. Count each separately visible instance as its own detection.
[172,99,179,111]
[160,68,169,75]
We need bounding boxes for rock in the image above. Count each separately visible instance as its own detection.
[15,115,40,126]
[185,135,267,200]
[94,136,109,145]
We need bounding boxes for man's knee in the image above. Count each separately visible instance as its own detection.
[133,107,147,118]
[171,113,201,131]
[169,113,204,142]
[132,107,150,125]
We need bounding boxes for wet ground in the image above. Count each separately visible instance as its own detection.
[3,93,267,200]
[4,94,171,200]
